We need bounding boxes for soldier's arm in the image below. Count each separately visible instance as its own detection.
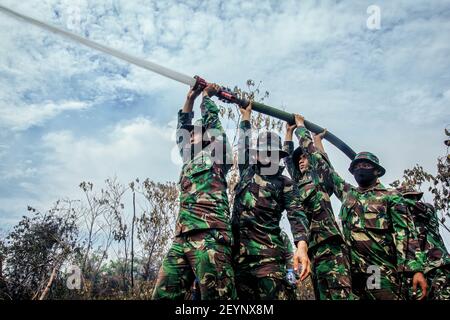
[283,178,310,246]
[237,103,253,173]
[424,204,450,267]
[200,95,221,131]
[407,201,429,252]
[294,125,352,202]
[200,89,233,170]
[312,129,328,155]
[283,141,296,179]
[388,194,425,274]
[283,179,312,280]
[424,203,450,256]
[176,112,195,159]
[283,122,297,180]
[176,87,202,158]
[292,113,327,171]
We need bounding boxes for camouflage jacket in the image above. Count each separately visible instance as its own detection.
[281,231,295,270]
[283,128,345,250]
[294,127,424,274]
[231,120,309,259]
[407,201,450,273]
[175,96,233,235]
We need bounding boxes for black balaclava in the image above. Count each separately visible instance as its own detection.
[353,168,378,188]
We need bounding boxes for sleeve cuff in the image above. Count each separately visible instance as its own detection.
[240,120,251,130]
[397,256,424,273]
[178,109,194,125]
[293,235,308,246]
[397,266,423,274]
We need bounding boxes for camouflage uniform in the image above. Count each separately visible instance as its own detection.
[152,96,237,300]
[231,120,309,300]
[398,187,450,300]
[311,149,425,300]
[284,127,356,300]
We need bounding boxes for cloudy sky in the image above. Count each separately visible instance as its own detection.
[0,1,449,246]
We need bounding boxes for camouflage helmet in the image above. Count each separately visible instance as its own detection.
[291,147,304,175]
[396,184,424,200]
[292,147,303,169]
[252,131,288,159]
[349,151,386,177]
[291,146,332,178]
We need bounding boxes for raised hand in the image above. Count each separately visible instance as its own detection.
[203,83,221,98]
[285,121,297,141]
[239,101,253,121]
[294,114,305,128]
[186,86,203,102]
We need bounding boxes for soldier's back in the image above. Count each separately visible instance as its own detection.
[232,166,288,258]
[176,149,231,235]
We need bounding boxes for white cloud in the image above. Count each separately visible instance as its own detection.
[0,115,182,228]
[37,116,179,199]
[0,100,89,130]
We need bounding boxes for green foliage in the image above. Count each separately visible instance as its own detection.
[1,202,79,300]
[0,178,178,300]
[391,128,450,233]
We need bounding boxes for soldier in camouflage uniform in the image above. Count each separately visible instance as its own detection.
[231,103,311,300]
[283,115,357,300]
[397,186,450,300]
[293,114,427,300]
[152,84,237,300]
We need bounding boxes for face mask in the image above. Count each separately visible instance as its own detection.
[353,168,377,187]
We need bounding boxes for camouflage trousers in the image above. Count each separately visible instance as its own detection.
[353,269,404,300]
[234,256,293,300]
[152,229,237,300]
[310,240,357,300]
[427,267,450,300]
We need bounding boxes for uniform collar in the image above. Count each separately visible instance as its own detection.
[298,170,313,184]
[357,180,386,193]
